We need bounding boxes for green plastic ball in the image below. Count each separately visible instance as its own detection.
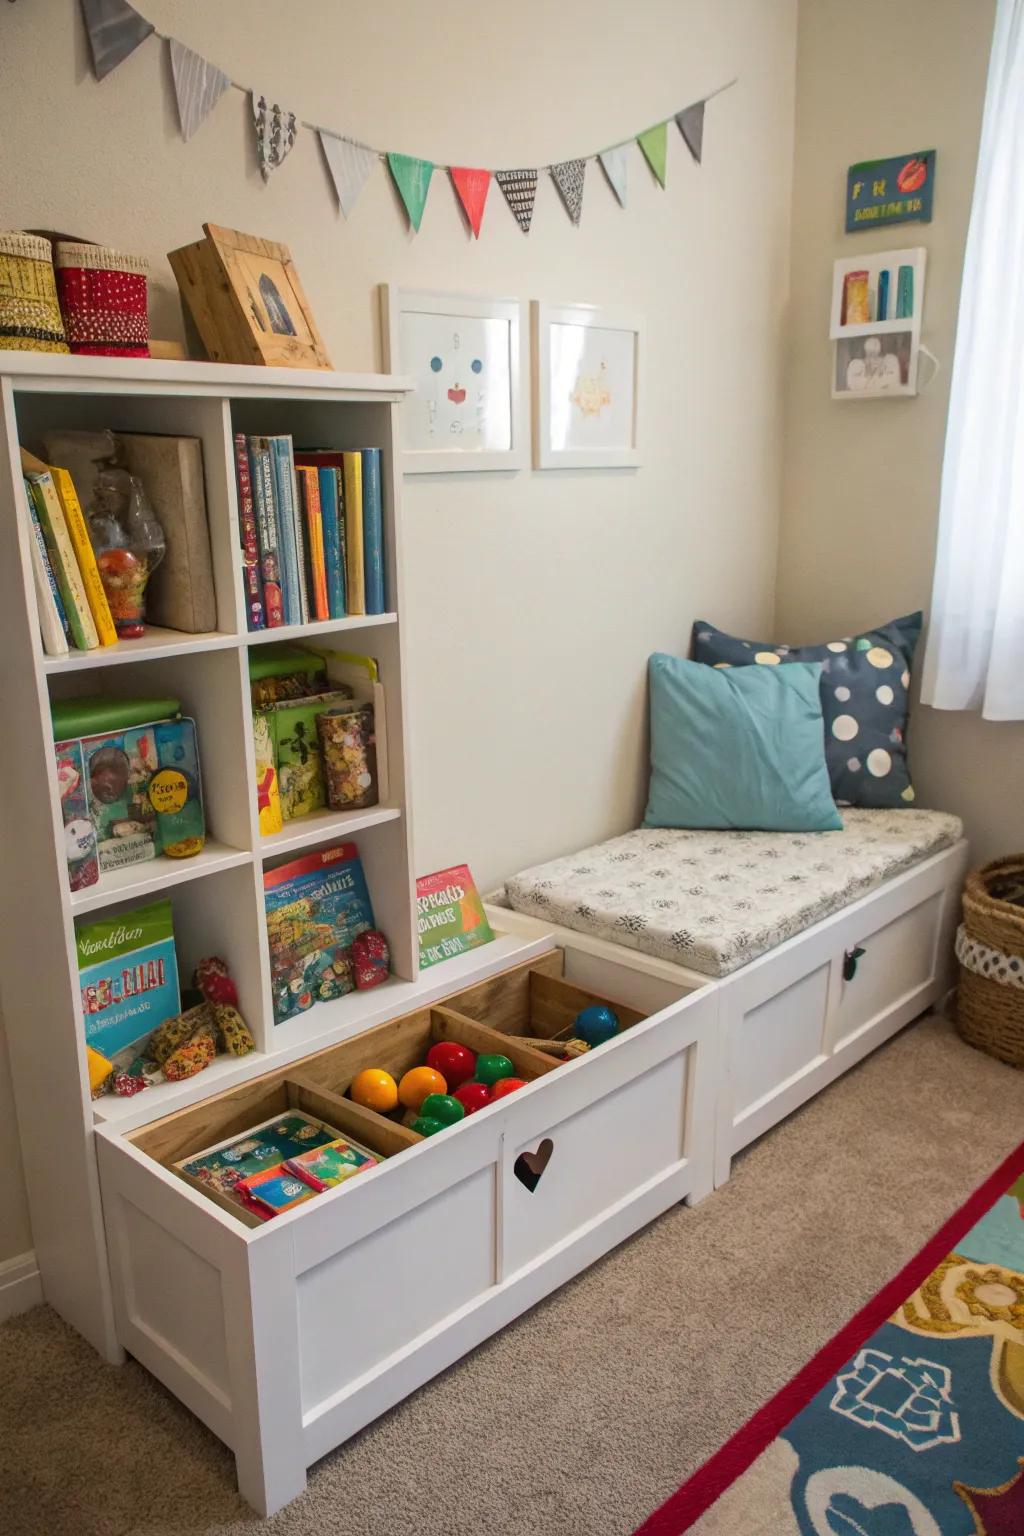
[411,1115,445,1137]
[418,1092,465,1127]
[475,1052,515,1087]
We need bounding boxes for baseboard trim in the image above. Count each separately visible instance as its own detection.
[0,1251,42,1321]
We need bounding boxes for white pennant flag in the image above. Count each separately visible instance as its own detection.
[252,90,297,180]
[169,39,230,142]
[319,131,377,218]
[598,146,628,208]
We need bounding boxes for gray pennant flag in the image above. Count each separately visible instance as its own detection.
[676,101,706,163]
[598,146,628,208]
[319,131,377,218]
[80,0,153,80]
[550,159,586,225]
[170,39,230,142]
[252,91,298,180]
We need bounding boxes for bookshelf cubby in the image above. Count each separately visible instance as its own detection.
[0,355,419,1358]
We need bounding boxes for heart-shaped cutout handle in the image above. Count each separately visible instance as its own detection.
[514,1137,554,1193]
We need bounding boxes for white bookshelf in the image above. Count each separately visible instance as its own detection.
[829,246,927,400]
[0,354,416,1360]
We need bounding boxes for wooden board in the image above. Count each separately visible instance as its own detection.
[528,971,647,1039]
[440,950,564,1033]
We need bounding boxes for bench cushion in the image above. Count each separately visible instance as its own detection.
[503,809,963,978]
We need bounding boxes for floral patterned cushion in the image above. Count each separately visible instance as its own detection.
[503,809,963,978]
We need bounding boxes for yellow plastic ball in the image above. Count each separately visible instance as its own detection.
[350,1067,398,1113]
[398,1065,447,1111]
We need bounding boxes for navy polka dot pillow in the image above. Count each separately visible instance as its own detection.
[691,613,922,809]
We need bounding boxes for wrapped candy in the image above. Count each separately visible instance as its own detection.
[351,929,390,991]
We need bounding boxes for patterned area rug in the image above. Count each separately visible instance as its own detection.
[635,1139,1024,1535]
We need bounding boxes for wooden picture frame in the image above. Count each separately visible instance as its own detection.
[168,224,332,369]
[532,302,643,469]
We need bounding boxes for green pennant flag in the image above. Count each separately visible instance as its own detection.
[388,153,434,232]
[637,122,669,188]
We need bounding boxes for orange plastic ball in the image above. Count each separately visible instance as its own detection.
[398,1065,447,1111]
[350,1067,398,1113]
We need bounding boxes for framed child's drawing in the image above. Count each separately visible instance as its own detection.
[380,287,527,473]
[532,302,643,469]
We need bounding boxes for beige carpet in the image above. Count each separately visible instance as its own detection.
[4,1015,1024,1536]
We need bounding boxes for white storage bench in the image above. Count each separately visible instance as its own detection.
[489,809,969,1187]
[95,937,717,1516]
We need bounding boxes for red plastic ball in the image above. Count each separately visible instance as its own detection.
[490,1077,527,1100]
[426,1040,477,1091]
[453,1081,492,1115]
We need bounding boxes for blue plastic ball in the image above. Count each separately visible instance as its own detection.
[573,1004,619,1046]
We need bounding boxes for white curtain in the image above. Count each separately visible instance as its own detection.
[921,0,1024,720]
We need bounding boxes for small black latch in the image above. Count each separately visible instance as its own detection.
[843,946,866,981]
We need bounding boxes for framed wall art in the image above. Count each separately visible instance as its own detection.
[531,303,643,469]
[168,224,332,369]
[380,286,527,473]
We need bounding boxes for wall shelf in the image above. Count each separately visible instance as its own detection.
[829,246,927,400]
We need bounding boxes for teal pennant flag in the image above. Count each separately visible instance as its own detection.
[388,153,435,232]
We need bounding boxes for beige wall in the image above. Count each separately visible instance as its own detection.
[0,1,797,1263]
[779,0,1024,866]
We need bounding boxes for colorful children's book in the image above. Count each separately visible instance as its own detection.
[24,479,70,656]
[252,711,283,836]
[55,738,99,891]
[248,437,284,628]
[21,450,98,650]
[177,1109,342,1214]
[233,432,265,631]
[269,435,307,625]
[341,451,365,615]
[360,448,385,615]
[416,864,495,970]
[295,465,329,621]
[295,456,348,619]
[81,716,205,871]
[264,841,377,1022]
[47,464,118,646]
[76,898,180,1066]
[270,689,353,820]
[284,1137,378,1190]
[235,1164,316,1215]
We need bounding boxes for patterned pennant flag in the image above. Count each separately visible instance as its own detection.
[80,0,153,81]
[319,132,377,218]
[387,153,434,232]
[637,123,668,187]
[598,146,628,208]
[169,39,230,142]
[495,169,538,234]
[252,91,297,180]
[676,101,706,163]
[550,159,586,225]
[451,167,491,238]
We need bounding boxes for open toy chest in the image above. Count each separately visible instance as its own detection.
[95,938,717,1515]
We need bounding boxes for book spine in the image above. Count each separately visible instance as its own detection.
[49,467,118,646]
[24,481,70,656]
[336,467,348,615]
[27,471,98,649]
[270,437,305,625]
[250,440,284,628]
[298,468,329,621]
[360,448,385,615]
[233,433,265,631]
[317,466,346,618]
[341,452,365,616]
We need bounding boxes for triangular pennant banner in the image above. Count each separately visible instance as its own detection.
[80,0,153,81]
[598,146,629,208]
[252,91,297,180]
[169,39,230,142]
[450,167,491,239]
[494,169,538,234]
[387,153,434,232]
[319,132,377,218]
[550,159,586,225]
[675,101,706,163]
[637,123,668,187]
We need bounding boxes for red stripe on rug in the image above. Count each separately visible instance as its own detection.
[633,1134,1024,1536]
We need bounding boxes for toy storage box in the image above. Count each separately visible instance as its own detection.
[95,940,718,1516]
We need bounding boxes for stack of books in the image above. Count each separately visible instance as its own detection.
[20,449,118,659]
[234,435,386,631]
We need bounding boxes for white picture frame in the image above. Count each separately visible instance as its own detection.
[380,286,527,473]
[532,302,643,469]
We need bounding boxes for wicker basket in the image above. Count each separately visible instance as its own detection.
[956,856,1024,1067]
[54,242,149,357]
[0,232,68,353]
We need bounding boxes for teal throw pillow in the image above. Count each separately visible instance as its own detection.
[644,654,842,832]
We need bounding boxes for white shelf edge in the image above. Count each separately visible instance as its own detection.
[42,629,240,672]
[3,351,414,400]
[92,929,556,1130]
[245,613,398,647]
[259,804,401,860]
[69,841,254,915]
[829,318,917,340]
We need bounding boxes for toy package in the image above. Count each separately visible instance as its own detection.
[76,897,180,1067]
[284,1137,378,1191]
[177,1110,342,1214]
[55,738,99,891]
[81,717,205,870]
[263,841,377,1023]
[235,1165,317,1216]
[266,689,352,821]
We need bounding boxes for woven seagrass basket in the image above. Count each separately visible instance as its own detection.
[956,856,1024,1067]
